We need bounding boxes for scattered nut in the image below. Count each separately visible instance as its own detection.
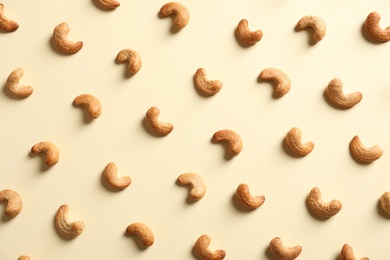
[213,130,243,157]
[380,191,390,215]
[177,173,206,201]
[159,2,190,29]
[6,68,33,98]
[18,256,30,260]
[73,94,102,119]
[126,222,154,247]
[0,4,18,32]
[284,127,314,156]
[145,106,173,136]
[31,141,59,167]
[307,187,342,218]
[103,162,131,190]
[194,234,226,260]
[295,15,326,43]
[194,68,222,96]
[364,11,390,42]
[235,183,265,210]
[269,237,302,260]
[0,189,22,218]
[54,204,85,239]
[340,244,369,260]
[259,68,291,97]
[236,19,263,45]
[52,22,83,54]
[96,0,120,9]
[326,78,363,109]
[116,49,142,75]
[349,135,383,163]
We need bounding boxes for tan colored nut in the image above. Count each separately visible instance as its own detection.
[126,222,154,247]
[6,68,33,98]
[307,187,342,218]
[295,15,326,43]
[0,189,22,218]
[73,94,102,119]
[236,19,263,45]
[52,22,83,54]
[350,135,382,163]
[0,4,18,32]
[103,162,131,190]
[54,204,85,239]
[326,78,362,109]
[235,183,265,210]
[364,12,390,42]
[284,127,314,156]
[177,173,206,201]
[145,106,173,136]
[340,244,369,260]
[31,141,59,167]
[18,256,30,260]
[96,0,120,9]
[269,237,302,260]
[159,2,190,29]
[194,68,222,96]
[213,130,243,156]
[380,191,390,215]
[116,49,142,75]
[259,68,291,97]
[194,234,226,260]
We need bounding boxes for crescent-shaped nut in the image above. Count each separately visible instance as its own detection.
[194,234,226,260]
[269,237,302,260]
[380,191,390,215]
[0,189,22,218]
[307,187,342,218]
[349,135,383,163]
[0,4,18,32]
[54,204,85,239]
[103,162,131,190]
[116,49,142,75]
[73,94,102,119]
[236,19,263,45]
[194,68,222,96]
[31,141,59,167]
[52,22,83,54]
[326,78,363,109]
[295,15,326,43]
[145,106,173,136]
[213,130,243,157]
[259,68,291,97]
[340,244,369,260]
[284,127,314,156]
[177,173,206,201]
[364,11,390,42]
[6,68,33,98]
[126,222,154,247]
[235,183,265,210]
[159,2,190,29]
[18,256,30,260]
[96,0,120,9]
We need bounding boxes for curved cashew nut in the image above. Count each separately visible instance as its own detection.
[307,187,342,218]
[159,2,190,29]
[349,135,382,163]
[326,78,362,108]
[73,94,102,119]
[6,68,33,98]
[145,106,173,136]
[31,141,59,166]
[284,127,314,156]
[340,244,369,260]
[235,183,265,210]
[116,49,142,75]
[177,173,206,201]
[103,162,131,190]
[380,191,390,215]
[364,12,390,42]
[194,68,222,95]
[269,237,302,260]
[0,189,22,218]
[213,130,243,156]
[194,234,226,260]
[18,256,30,260]
[259,68,291,97]
[0,4,18,32]
[96,0,120,9]
[52,22,83,54]
[295,15,326,43]
[236,19,263,45]
[54,204,85,239]
[126,222,154,247]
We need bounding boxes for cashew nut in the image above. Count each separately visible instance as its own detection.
[269,237,302,260]
[18,256,30,260]
[0,4,18,32]
[159,2,190,29]
[0,189,22,218]
[349,135,383,163]
[194,68,222,96]
[295,15,326,43]
[259,68,291,97]
[125,222,154,247]
[340,244,369,260]
[326,78,362,109]
[116,49,142,75]
[54,204,85,239]
[236,19,263,45]
[194,234,226,260]
[284,127,314,156]
[52,22,83,54]
[31,141,59,167]
[307,187,342,218]
[364,11,390,42]
[96,0,120,9]
[145,106,173,136]
[380,191,390,215]
[73,94,102,119]
[177,173,206,201]
[212,130,243,157]
[103,162,131,190]
[235,183,265,210]
[5,68,33,98]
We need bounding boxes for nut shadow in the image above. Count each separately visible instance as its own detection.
[210,138,235,161]
[124,231,150,251]
[28,151,52,172]
[1,210,16,222]
[257,76,284,100]
[72,102,95,124]
[294,26,318,46]
[157,12,181,34]
[175,179,200,205]
[114,58,137,79]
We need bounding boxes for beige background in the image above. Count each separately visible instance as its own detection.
[1,0,390,259]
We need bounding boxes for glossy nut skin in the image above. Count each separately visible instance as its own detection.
[0,189,22,218]
[54,204,85,239]
[306,187,342,218]
[295,15,326,43]
[31,141,59,166]
[194,234,226,260]
[159,2,190,29]
[235,183,265,210]
[52,22,83,54]
[269,237,302,260]
[6,68,33,98]
[340,244,369,260]
[326,78,362,108]
[145,106,173,136]
[364,11,390,42]
[177,173,206,201]
[259,68,291,97]
[73,94,102,119]
[116,49,142,75]
[126,223,154,247]
[349,135,382,163]
[236,19,263,45]
[212,130,243,156]
[0,4,18,32]
[103,162,131,190]
[194,68,222,96]
[284,127,314,156]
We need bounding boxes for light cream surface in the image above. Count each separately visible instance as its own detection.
[1,0,390,259]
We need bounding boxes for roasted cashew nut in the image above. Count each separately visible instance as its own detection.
[380,191,390,215]
[284,127,314,156]
[194,234,226,260]
[269,237,302,260]
[96,0,120,9]
[259,68,291,97]
[177,173,206,201]
[31,141,59,167]
[235,183,265,210]
[295,15,326,43]
[126,222,154,247]
[52,22,83,54]
[236,19,263,45]
[349,135,382,163]
[194,68,222,96]
[73,94,102,119]
[340,244,369,260]
[326,78,363,108]
[0,4,18,32]
[0,189,22,218]
[54,204,85,239]
[103,162,131,190]
[116,49,142,75]
[6,68,33,98]
[213,130,243,157]
[364,12,390,42]
[145,106,173,136]
[18,256,30,260]
[307,187,342,218]
[159,2,190,29]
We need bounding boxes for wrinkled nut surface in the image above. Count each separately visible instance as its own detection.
[159,2,190,29]
[350,135,383,163]
[126,222,154,247]
[307,187,342,218]
[177,173,206,201]
[0,189,22,218]
[194,68,222,96]
[0,4,18,32]
[259,68,291,97]
[364,11,390,42]
[96,0,120,9]
[295,15,326,43]
[269,237,302,260]
[6,68,33,98]
[235,183,265,210]
[145,106,173,136]
[284,127,314,156]
[73,94,102,119]
[103,162,131,190]
[116,49,142,75]
[213,130,243,156]
[31,141,59,167]
[194,234,226,260]
[326,78,363,109]
[380,191,390,215]
[52,22,83,54]
[236,19,263,45]
[18,256,30,260]
[54,204,85,239]
[340,244,369,260]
